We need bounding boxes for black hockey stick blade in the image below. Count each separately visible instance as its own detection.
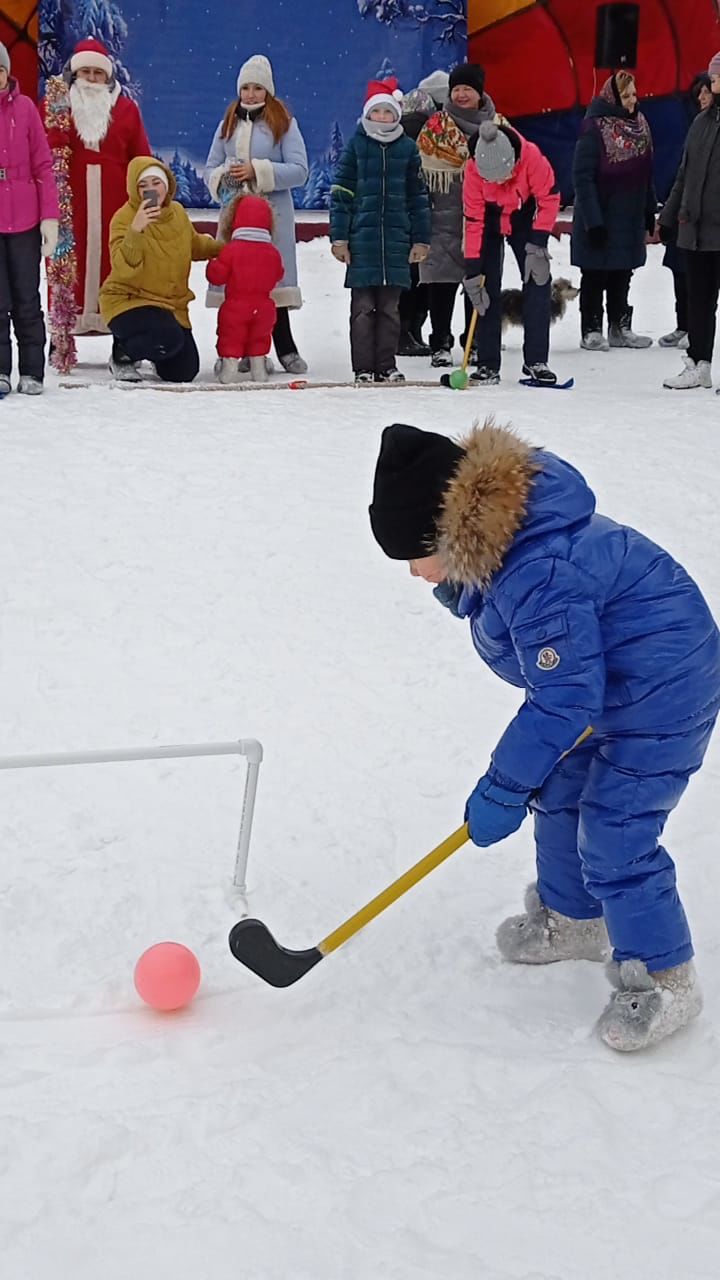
[228,918,323,987]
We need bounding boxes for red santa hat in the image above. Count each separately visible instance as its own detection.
[70,38,113,79]
[363,76,404,118]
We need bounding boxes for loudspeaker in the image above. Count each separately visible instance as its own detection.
[595,3,640,69]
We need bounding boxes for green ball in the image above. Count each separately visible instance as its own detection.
[449,369,469,390]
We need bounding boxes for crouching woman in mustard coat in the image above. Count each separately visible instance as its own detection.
[100,157,221,382]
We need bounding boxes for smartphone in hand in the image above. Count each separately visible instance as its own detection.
[143,189,160,208]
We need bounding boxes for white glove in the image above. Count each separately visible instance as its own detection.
[40,219,59,259]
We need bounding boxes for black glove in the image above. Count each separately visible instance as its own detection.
[658,224,676,246]
[587,225,607,249]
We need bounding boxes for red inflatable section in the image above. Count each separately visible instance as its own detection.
[469,0,720,117]
[0,1,39,100]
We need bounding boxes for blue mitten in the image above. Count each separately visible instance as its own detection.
[465,771,530,848]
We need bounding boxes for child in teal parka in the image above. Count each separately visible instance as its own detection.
[330,77,431,384]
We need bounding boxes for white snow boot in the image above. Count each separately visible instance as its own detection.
[608,307,652,348]
[248,356,269,383]
[581,331,609,351]
[663,356,712,389]
[217,357,239,384]
[17,375,43,395]
[597,958,702,1052]
[496,883,610,965]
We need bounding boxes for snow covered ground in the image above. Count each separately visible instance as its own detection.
[2,239,720,1279]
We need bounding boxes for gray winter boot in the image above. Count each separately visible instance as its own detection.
[217,357,239,385]
[608,307,652,348]
[496,883,610,965]
[596,958,702,1052]
[248,356,269,383]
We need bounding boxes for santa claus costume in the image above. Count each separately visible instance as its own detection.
[43,38,150,336]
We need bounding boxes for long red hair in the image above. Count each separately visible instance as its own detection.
[220,95,292,145]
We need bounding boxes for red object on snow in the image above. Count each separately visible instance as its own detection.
[206,195,284,358]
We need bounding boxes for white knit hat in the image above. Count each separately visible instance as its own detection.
[0,43,10,74]
[237,54,275,97]
[418,69,450,106]
[138,164,169,189]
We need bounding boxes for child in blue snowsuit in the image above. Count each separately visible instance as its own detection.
[369,420,720,1052]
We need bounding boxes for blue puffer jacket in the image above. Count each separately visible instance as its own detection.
[330,125,431,289]
[435,424,720,793]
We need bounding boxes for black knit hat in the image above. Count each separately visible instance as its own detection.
[448,63,486,100]
[369,423,465,560]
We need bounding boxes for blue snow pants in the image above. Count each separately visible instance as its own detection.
[531,716,717,971]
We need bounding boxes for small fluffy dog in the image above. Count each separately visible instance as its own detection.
[501,277,579,331]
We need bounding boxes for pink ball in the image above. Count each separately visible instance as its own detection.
[134,942,201,1011]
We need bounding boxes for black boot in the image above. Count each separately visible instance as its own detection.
[397,329,431,357]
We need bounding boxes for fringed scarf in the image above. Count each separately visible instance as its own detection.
[594,76,652,172]
[417,96,498,193]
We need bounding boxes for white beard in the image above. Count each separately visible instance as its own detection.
[69,80,118,147]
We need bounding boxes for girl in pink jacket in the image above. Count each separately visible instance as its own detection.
[0,43,59,396]
[462,121,561,386]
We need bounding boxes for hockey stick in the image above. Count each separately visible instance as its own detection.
[440,304,479,389]
[228,823,469,986]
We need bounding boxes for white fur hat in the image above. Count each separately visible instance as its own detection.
[418,69,450,106]
[237,54,275,97]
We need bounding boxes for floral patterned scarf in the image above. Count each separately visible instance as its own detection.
[595,76,652,168]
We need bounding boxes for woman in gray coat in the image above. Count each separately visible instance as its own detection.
[205,54,309,373]
[417,63,499,367]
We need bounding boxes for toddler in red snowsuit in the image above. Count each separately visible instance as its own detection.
[206,195,283,383]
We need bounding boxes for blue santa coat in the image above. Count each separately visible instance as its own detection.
[455,451,720,794]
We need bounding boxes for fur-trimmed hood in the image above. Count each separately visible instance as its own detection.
[218,191,276,243]
[436,421,595,586]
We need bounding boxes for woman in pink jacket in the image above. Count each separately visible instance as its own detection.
[0,42,59,396]
[462,120,560,385]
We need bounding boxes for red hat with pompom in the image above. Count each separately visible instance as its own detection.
[364,76,404,118]
[70,38,113,79]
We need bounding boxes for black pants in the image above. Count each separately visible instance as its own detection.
[109,307,200,382]
[398,265,429,339]
[427,281,474,353]
[272,307,298,361]
[349,286,402,373]
[0,226,45,380]
[684,250,720,364]
[579,269,632,335]
[671,267,689,332]
[476,234,551,369]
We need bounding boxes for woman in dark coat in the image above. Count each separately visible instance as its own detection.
[330,78,431,384]
[416,63,500,368]
[571,72,656,350]
[659,73,712,349]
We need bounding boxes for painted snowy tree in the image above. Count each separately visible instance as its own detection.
[39,0,138,98]
[357,0,466,62]
[299,121,346,210]
[169,148,192,205]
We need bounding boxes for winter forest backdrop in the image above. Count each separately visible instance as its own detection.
[37,0,467,209]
